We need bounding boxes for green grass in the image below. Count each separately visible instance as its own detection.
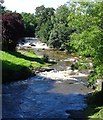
[88,106,103,119]
[85,105,103,119]
[1,50,48,82]
[1,50,48,68]
[85,90,103,119]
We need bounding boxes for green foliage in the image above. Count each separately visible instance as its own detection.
[48,24,70,49]
[37,20,53,42]
[0,0,7,14]
[21,12,37,37]
[70,27,101,56]
[48,5,70,49]
[0,5,5,14]
[71,58,91,71]
[85,105,103,119]
[54,5,70,25]
[67,1,103,83]
[35,5,55,42]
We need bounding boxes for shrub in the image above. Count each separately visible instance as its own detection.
[2,12,24,51]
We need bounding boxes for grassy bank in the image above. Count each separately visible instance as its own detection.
[0,50,48,83]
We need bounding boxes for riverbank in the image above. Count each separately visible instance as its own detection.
[85,90,103,119]
[1,50,49,83]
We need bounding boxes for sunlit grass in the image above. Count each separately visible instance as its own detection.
[1,50,48,82]
[0,50,48,69]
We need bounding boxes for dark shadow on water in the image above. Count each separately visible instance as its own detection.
[2,75,88,119]
[8,51,44,64]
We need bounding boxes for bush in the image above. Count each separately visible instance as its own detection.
[2,12,24,51]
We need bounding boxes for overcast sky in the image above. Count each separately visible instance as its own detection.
[3,0,68,13]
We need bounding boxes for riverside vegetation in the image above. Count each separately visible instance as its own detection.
[1,0,103,119]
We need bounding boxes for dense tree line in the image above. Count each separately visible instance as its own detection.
[48,5,70,49]
[21,12,37,37]
[21,5,72,49]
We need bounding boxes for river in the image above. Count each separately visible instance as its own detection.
[2,38,93,119]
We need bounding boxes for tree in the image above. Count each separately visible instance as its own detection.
[2,12,24,51]
[21,12,37,37]
[35,5,55,42]
[67,1,103,87]
[49,24,70,49]
[37,20,53,42]
[48,5,70,49]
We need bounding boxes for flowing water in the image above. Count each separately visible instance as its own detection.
[2,38,93,119]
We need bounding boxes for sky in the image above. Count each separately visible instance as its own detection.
[3,0,68,13]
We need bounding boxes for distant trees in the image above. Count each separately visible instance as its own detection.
[0,0,12,14]
[21,12,37,37]
[34,5,71,49]
[35,5,55,42]
[2,12,24,51]
[48,5,70,49]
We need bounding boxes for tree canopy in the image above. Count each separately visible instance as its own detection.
[67,1,103,82]
[35,5,55,42]
[21,12,37,37]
